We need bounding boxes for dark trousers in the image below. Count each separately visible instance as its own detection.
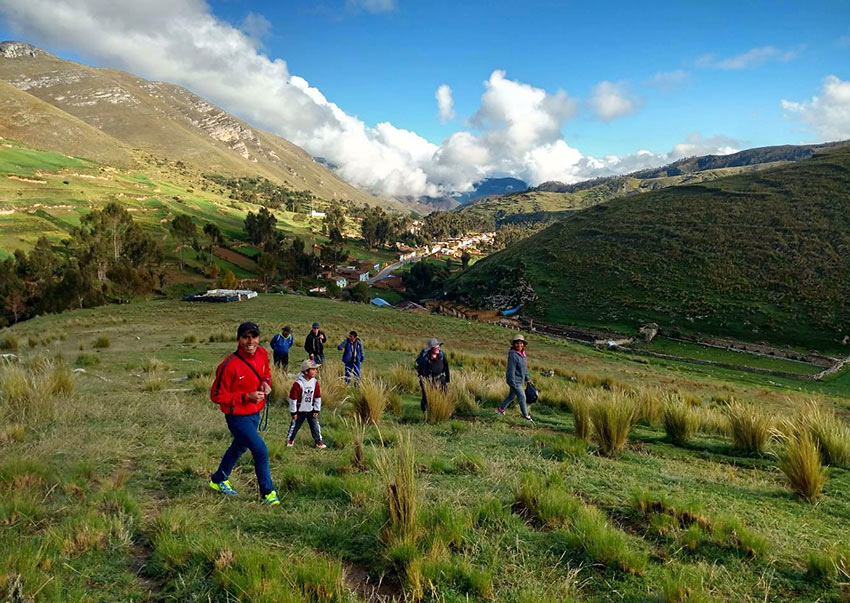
[419,376,447,411]
[211,412,274,496]
[273,352,289,371]
[344,362,361,384]
[287,412,323,443]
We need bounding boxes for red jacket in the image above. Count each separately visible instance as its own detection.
[210,347,272,415]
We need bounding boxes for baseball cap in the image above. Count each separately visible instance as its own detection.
[237,322,260,338]
[300,358,321,372]
[312,322,320,328]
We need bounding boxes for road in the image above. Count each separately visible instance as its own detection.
[367,253,430,284]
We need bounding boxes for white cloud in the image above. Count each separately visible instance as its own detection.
[435,84,455,123]
[345,0,397,13]
[0,0,742,197]
[781,75,850,141]
[239,12,271,44]
[697,45,801,70]
[644,69,689,91]
[669,133,740,158]
[588,80,642,122]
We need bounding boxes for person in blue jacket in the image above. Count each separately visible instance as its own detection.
[270,326,294,371]
[337,330,365,384]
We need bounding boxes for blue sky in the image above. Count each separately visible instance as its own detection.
[1,0,848,196]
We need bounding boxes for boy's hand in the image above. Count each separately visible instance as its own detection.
[246,391,264,403]
[312,411,318,418]
[291,413,297,419]
[260,383,272,395]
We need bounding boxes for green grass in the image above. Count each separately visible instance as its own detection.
[1,294,849,601]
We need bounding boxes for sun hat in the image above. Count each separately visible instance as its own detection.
[426,337,442,349]
[511,334,527,344]
[300,358,321,372]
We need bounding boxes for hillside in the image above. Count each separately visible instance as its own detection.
[458,142,848,226]
[0,41,404,212]
[448,143,850,352]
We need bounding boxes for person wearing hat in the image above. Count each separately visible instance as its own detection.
[209,322,280,505]
[286,358,326,449]
[304,322,327,365]
[496,334,532,420]
[415,337,450,412]
[337,330,365,384]
[270,326,294,372]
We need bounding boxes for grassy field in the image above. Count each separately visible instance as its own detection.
[1,294,849,601]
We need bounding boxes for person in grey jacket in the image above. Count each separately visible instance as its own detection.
[496,334,532,420]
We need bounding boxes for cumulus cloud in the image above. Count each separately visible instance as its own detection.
[644,69,689,91]
[588,81,642,122]
[239,12,271,44]
[345,0,397,13]
[696,45,801,70]
[435,84,455,123]
[781,75,850,141]
[0,0,739,197]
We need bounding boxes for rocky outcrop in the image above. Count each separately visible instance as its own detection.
[0,41,49,59]
[639,322,659,342]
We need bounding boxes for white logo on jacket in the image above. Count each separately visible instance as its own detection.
[289,375,322,413]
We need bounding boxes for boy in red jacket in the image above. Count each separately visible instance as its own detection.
[209,322,280,505]
[286,358,326,448]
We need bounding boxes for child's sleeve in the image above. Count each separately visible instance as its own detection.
[313,382,322,412]
[288,382,300,413]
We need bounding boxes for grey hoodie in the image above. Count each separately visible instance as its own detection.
[506,349,528,387]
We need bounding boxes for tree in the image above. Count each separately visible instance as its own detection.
[323,206,345,235]
[219,269,238,289]
[256,252,278,291]
[244,207,277,247]
[171,214,196,270]
[203,222,222,264]
[461,250,471,270]
[320,227,347,266]
[348,281,371,303]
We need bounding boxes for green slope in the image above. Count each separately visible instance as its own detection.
[449,144,850,352]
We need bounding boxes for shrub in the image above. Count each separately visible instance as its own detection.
[93,336,110,349]
[208,332,230,342]
[1,333,19,351]
[350,375,387,424]
[386,362,419,394]
[589,389,638,457]
[726,402,773,454]
[269,366,288,405]
[662,394,700,445]
[566,387,593,440]
[778,430,828,502]
[423,381,457,424]
[514,472,581,529]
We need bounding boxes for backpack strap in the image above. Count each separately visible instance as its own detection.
[233,351,264,390]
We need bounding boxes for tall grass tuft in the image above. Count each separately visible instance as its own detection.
[378,430,419,543]
[457,370,505,407]
[269,365,288,405]
[635,385,663,426]
[797,402,850,468]
[589,389,638,457]
[778,430,828,502]
[662,393,700,445]
[140,358,170,373]
[726,402,773,454]
[423,381,456,424]
[93,335,110,349]
[349,415,368,470]
[46,362,74,397]
[0,333,19,351]
[386,362,419,394]
[350,374,387,424]
[317,361,349,412]
[566,387,593,440]
[0,361,65,425]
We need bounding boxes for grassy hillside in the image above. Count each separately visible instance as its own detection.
[0,42,404,212]
[449,144,850,353]
[1,295,849,601]
[457,142,847,227]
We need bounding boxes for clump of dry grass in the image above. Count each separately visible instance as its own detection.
[1,359,71,425]
[350,374,387,424]
[726,402,773,454]
[140,358,170,373]
[796,402,850,468]
[634,385,663,426]
[454,370,503,407]
[662,393,700,445]
[777,429,828,502]
[349,415,368,471]
[317,361,349,412]
[269,365,289,405]
[695,407,729,436]
[423,381,456,424]
[386,362,419,394]
[566,387,593,440]
[589,389,638,457]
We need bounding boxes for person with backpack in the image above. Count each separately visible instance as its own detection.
[286,358,326,449]
[304,322,327,364]
[269,326,293,371]
[208,321,280,505]
[337,330,365,384]
[496,334,533,421]
[416,337,450,412]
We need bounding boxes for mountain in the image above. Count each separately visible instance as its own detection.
[447,143,850,352]
[454,177,528,205]
[0,41,404,211]
[456,142,848,226]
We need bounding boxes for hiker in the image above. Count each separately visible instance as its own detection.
[416,337,450,412]
[304,322,327,364]
[496,334,533,421]
[208,322,280,505]
[287,358,326,449]
[270,326,294,371]
[337,330,364,384]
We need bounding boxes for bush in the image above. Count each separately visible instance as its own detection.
[350,374,387,424]
[0,333,19,351]
[778,430,828,502]
[589,389,638,457]
[726,402,773,454]
[93,336,110,349]
[423,381,457,424]
[566,387,593,440]
[662,394,700,445]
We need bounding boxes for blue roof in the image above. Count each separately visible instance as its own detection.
[371,297,393,307]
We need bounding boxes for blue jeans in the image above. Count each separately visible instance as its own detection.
[211,412,275,496]
[499,383,528,417]
[344,362,361,384]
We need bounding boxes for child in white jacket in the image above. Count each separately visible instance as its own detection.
[287,359,326,449]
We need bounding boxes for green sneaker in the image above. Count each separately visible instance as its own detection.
[209,479,238,496]
[263,490,280,506]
